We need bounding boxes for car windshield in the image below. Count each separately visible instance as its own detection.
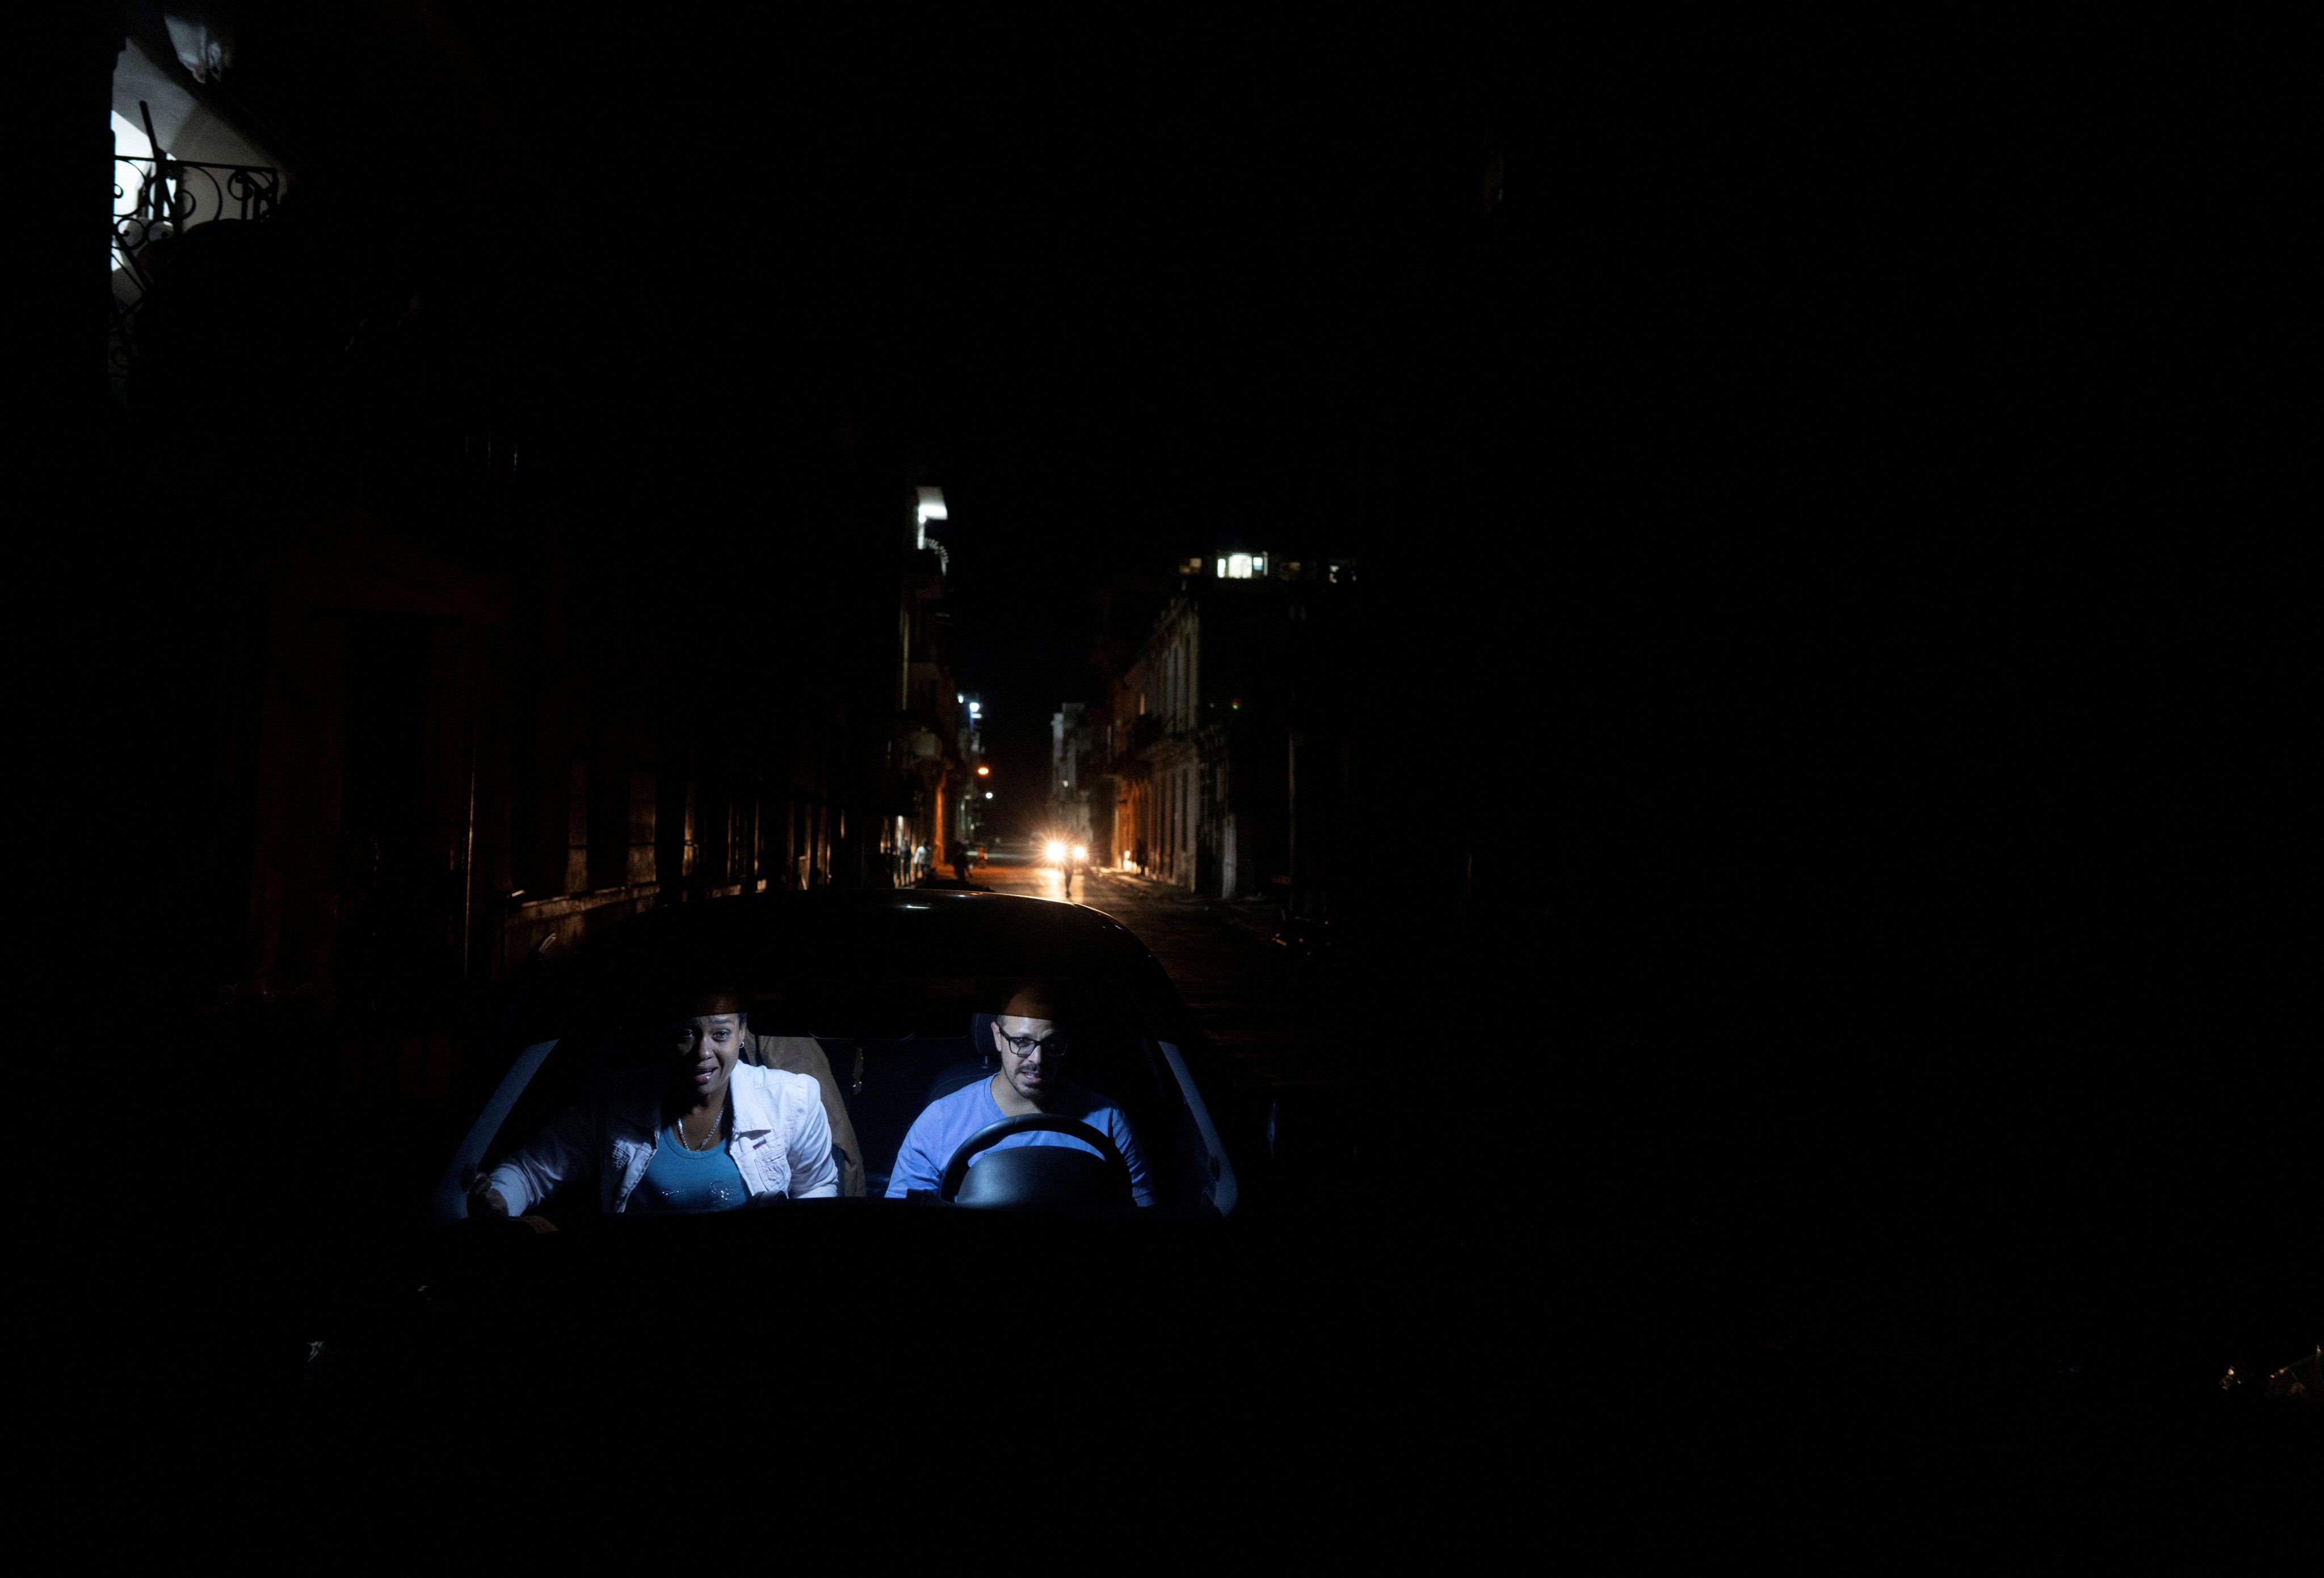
[474,964,1224,1219]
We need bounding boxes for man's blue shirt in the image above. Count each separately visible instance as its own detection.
[884,1076,1153,1206]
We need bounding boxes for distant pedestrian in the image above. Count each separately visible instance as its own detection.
[951,841,970,883]
[1133,837,1148,877]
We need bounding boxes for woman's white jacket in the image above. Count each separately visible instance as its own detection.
[485,1063,839,1215]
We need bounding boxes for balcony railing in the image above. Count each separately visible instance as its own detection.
[110,149,283,396]
[106,139,527,519]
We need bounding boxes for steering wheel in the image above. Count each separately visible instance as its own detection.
[938,1113,1134,1206]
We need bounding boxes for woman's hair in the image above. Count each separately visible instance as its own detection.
[679,987,748,1022]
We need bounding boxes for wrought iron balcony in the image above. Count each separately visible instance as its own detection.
[110,138,282,396]
[106,124,524,524]
[112,154,281,262]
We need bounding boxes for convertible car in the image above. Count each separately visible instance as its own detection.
[301,889,1276,1427]
[438,889,1243,1221]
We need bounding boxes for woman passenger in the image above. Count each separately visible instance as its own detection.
[469,989,838,1219]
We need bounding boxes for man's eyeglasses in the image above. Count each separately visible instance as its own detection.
[997,1032,1066,1059]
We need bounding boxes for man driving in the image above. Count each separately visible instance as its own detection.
[885,982,1154,1205]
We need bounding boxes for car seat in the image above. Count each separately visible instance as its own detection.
[926,1013,1002,1103]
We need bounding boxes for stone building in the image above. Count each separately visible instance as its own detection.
[1096,550,1357,908]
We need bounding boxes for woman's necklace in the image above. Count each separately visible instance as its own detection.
[675,1103,723,1151]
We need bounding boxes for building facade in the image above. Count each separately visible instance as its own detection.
[75,9,967,1104]
[1092,552,1354,907]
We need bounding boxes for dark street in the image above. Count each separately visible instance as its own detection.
[30,5,2314,1539]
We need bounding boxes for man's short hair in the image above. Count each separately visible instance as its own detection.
[984,978,1068,1021]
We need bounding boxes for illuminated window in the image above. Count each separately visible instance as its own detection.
[1253,554,1267,576]
[1227,554,1252,579]
[1215,558,1225,577]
